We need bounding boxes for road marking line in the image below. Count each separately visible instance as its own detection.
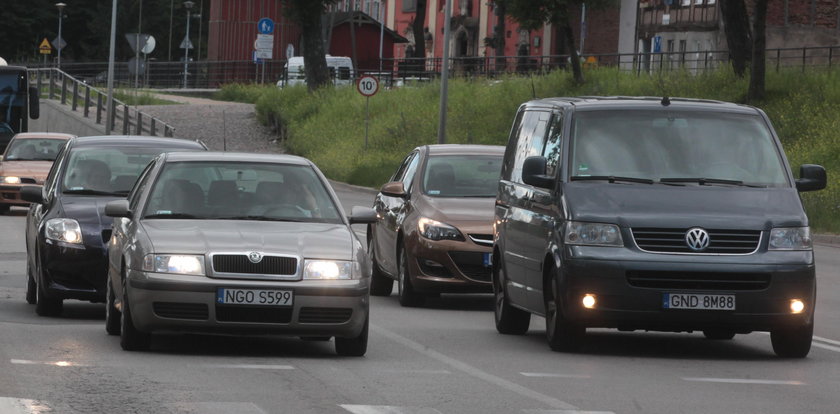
[10,359,86,367]
[812,342,840,353]
[381,369,452,375]
[340,405,443,414]
[169,402,267,414]
[200,364,294,370]
[522,410,615,414]
[682,377,805,385]
[521,373,592,379]
[372,324,578,410]
[0,397,50,414]
[814,335,840,346]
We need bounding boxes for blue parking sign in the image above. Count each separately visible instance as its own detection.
[258,18,274,35]
[653,36,662,53]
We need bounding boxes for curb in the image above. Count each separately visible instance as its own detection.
[328,179,378,196]
[814,234,840,247]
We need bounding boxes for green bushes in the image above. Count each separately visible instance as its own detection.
[218,67,840,233]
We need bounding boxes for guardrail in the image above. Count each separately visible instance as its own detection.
[26,68,175,137]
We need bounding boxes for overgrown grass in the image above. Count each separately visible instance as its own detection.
[218,67,840,233]
[113,89,180,106]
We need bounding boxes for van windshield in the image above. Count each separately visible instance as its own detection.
[569,110,789,187]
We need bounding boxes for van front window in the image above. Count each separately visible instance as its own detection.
[570,110,789,187]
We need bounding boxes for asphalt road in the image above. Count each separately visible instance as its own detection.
[1,186,839,414]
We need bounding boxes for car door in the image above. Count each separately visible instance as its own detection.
[373,150,421,276]
[109,161,156,297]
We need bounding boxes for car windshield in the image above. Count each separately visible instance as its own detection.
[4,138,66,161]
[569,110,789,187]
[62,147,168,195]
[142,161,343,223]
[422,154,502,197]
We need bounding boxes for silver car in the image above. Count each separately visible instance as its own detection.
[104,152,376,356]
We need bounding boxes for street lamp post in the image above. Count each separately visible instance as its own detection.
[182,1,194,89]
[55,2,66,69]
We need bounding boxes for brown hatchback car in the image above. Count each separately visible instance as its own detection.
[367,144,505,306]
[0,132,74,214]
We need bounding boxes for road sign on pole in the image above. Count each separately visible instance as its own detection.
[38,38,52,55]
[357,75,379,97]
[257,18,275,35]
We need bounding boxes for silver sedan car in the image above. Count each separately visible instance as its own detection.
[104,152,376,356]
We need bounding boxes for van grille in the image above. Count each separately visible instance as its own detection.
[212,254,297,275]
[632,228,761,254]
[627,271,771,291]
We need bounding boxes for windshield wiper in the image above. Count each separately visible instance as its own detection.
[570,175,654,184]
[659,178,766,188]
[144,213,201,219]
[63,189,123,196]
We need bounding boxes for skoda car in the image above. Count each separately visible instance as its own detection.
[103,152,376,355]
[0,132,74,214]
[21,136,207,316]
[368,145,504,306]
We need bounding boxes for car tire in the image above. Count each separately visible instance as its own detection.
[493,258,530,335]
[545,267,584,352]
[368,236,394,297]
[120,295,151,351]
[398,248,424,307]
[25,261,36,305]
[771,323,813,358]
[0,205,9,215]
[335,315,368,357]
[105,276,121,336]
[35,276,62,317]
[703,330,736,340]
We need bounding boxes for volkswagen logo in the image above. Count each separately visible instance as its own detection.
[685,228,710,252]
[247,251,264,263]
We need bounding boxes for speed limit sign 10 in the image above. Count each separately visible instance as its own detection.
[357,75,379,97]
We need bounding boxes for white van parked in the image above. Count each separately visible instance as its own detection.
[276,55,355,88]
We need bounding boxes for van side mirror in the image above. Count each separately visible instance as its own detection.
[380,181,407,198]
[104,199,132,218]
[28,87,40,120]
[20,185,44,204]
[522,156,555,189]
[795,164,826,192]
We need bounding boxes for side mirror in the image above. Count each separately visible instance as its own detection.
[20,185,44,204]
[349,206,377,224]
[104,199,132,218]
[380,181,407,198]
[795,164,826,192]
[522,156,555,189]
[28,87,40,120]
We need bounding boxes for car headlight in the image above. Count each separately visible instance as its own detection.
[1,176,21,184]
[769,227,812,250]
[143,254,205,275]
[564,221,623,247]
[418,217,465,241]
[303,260,356,280]
[45,218,83,244]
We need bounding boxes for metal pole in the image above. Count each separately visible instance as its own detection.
[364,96,370,149]
[106,0,118,135]
[378,4,384,75]
[183,3,193,88]
[135,0,143,89]
[56,3,66,69]
[579,3,586,55]
[168,0,174,62]
[436,0,452,145]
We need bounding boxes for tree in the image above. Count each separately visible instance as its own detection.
[748,0,769,101]
[411,0,429,59]
[285,0,338,91]
[719,0,752,77]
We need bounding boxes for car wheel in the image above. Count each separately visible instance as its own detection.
[25,261,36,305]
[368,236,394,296]
[544,267,584,352]
[397,248,424,307]
[105,276,121,336]
[703,330,736,340]
[771,323,813,358]
[335,314,368,357]
[35,276,62,317]
[120,294,151,351]
[493,258,530,335]
[0,205,9,215]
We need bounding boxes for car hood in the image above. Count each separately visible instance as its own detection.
[564,183,808,229]
[416,195,496,224]
[0,161,53,183]
[141,220,354,260]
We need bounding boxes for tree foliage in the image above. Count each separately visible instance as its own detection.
[285,0,338,91]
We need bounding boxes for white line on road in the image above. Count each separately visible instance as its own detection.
[381,369,452,375]
[10,359,86,367]
[814,335,840,346]
[812,342,840,353]
[200,364,295,370]
[372,324,579,411]
[522,410,615,414]
[682,377,805,385]
[520,372,592,379]
[0,397,50,414]
[340,405,443,414]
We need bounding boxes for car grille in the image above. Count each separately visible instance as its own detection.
[627,271,771,291]
[468,234,493,246]
[448,251,492,282]
[212,254,297,275]
[215,306,292,323]
[153,302,209,320]
[298,307,353,324]
[632,228,761,254]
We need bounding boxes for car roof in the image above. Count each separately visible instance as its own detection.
[11,132,75,140]
[162,151,312,166]
[522,96,760,115]
[422,144,506,156]
[69,135,206,149]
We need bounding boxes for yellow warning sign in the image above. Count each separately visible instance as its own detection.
[39,38,52,54]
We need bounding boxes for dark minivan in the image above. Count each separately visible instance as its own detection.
[493,97,827,358]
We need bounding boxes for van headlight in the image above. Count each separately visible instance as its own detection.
[45,218,83,244]
[769,227,812,250]
[418,217,465,241]
[143,254,205,275]
[564,221,623,247]
[303,260,356,280]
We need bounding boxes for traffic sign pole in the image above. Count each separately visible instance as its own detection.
[356,75,379,150]
[365,96,370,149]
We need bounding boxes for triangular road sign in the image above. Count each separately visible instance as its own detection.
[39,38,52,51]
[179,35,193,50]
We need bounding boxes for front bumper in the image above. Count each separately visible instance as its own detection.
[407,235,493,293]
[126,270,370,338]
[559,248,815,333]
[42,240,107,302]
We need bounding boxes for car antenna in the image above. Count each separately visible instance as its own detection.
[661,96,671,106]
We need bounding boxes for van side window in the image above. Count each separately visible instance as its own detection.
[500,110,525,181]
[543,113,564,177]
[338,67,351,80]
[510,111,551,184]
